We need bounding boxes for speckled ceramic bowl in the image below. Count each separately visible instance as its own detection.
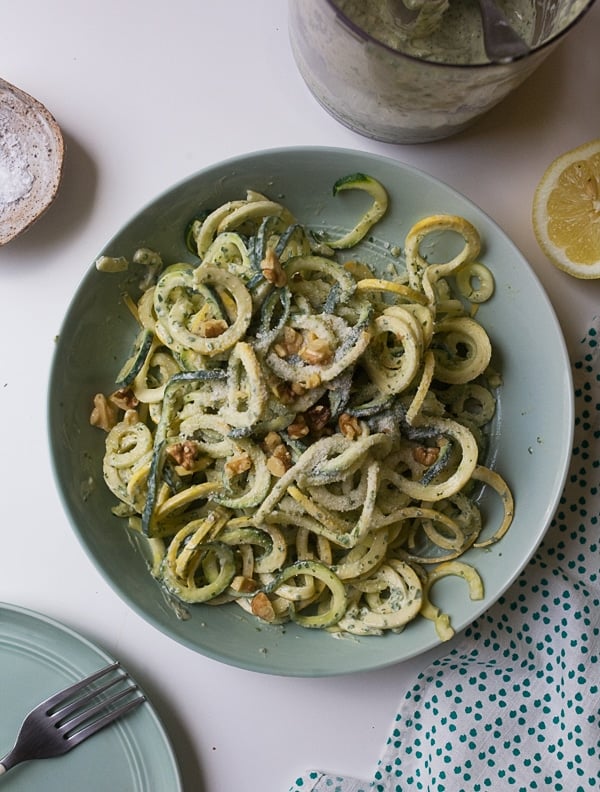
[0,79,64,245]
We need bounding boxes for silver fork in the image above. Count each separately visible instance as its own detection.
[0,662,146,775]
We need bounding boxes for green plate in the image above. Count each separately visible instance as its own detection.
[48,146,573,676]
[0,603,181,790]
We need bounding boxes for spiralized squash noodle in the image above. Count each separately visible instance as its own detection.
[94,174,513,640]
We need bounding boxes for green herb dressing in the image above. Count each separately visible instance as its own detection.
[336,0,536,64]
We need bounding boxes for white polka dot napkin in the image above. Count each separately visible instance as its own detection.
[289,321,599,792]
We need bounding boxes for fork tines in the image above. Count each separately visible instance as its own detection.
[0,661,146,774]
[47,662,146,745]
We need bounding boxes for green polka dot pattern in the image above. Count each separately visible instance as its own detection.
[290,773,369,792]
[289,323,599,792]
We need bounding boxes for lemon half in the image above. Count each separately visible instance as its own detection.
[532,139,600,279]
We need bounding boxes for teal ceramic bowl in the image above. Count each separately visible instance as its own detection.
[48,147,573,676]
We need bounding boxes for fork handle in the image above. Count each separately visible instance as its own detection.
[0,750,23,774]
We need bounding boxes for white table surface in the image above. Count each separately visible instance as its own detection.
[1,2,599,790]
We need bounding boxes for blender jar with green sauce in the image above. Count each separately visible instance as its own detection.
[288,0,594,142]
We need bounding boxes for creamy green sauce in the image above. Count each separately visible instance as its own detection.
[335,0,536,64]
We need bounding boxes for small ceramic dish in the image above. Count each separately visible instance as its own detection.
[0,79,64,245]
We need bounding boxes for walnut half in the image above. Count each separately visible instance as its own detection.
[167,439,202,470]
[412,445,440,466]
[90,393,118,432]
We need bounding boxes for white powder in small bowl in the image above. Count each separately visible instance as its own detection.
[0,124,34,205]
[0,80,64,244]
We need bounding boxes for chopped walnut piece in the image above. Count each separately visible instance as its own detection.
[290,382,307,396]
[305,403,331,433]
[266,455,288,477]
[273,443,292,464]
[286,414,309,440]
[338,412,362,440]
[109,387,139,411]
[251,591,277,622]
[273,326,303,358]
[230,575,259,593]
[412,445,440,466]
[90,393,119,432]
[167,439,202,470]
[271,380,292,404]
[262,431,283,454]
[271,378,300,404]
[261,247,287,287]
[301,372,322,390]
[224,451,253,477]
[262,432,292,477]
[298,332,333,365]
[123,409,140,426]
[195,318,228,338]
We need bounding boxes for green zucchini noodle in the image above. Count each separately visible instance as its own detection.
[92,174,514,640]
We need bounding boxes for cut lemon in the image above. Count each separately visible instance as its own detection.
[532,139,600,279]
